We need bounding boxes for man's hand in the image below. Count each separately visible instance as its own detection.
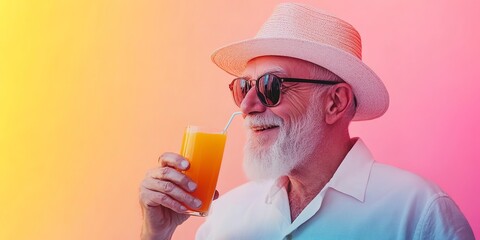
[139,152,202,240]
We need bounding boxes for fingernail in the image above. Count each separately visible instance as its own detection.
[180,205,187,211]
[188,182,197,191]
[180,160,189,169]
[194,199,202,208]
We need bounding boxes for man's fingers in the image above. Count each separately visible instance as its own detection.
[139,153,203,213]
[143,191,187,213]
[158,152,189,170]
[147,167,197,193]
[142,177,202,210]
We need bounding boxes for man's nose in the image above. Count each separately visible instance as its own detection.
[240,87,267,116]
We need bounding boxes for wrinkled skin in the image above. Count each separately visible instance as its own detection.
[139,152,218,240]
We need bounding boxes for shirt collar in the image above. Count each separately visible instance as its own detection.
[265,138,375,203]
[327,138,374,202]
[265,176,289,204]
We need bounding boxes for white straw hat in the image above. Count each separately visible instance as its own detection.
[211,2,389,121]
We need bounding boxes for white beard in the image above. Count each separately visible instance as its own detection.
[243,95,324,181]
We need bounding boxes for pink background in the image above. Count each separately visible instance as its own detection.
[0,0,478,239]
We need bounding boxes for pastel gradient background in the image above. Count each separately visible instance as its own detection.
[0,0,478,239]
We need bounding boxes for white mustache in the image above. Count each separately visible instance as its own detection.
[244,115,283,129]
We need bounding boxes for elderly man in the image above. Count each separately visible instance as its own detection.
[139,3,474,240]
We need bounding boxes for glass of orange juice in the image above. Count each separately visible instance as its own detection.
[180,125,227,216]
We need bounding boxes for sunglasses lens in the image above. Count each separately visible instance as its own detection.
[257,74,281,106]
[230,74,282,107]
[231,78,251,107]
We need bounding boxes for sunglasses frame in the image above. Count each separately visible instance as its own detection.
[229,73,340,107]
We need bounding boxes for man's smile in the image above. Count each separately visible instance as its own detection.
[251,124,280,132]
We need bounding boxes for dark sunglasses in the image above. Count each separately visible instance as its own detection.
[229,73,339,107]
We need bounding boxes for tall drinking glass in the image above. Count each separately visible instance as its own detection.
[180,125,227,216]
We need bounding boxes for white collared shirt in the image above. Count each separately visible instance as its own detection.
[196,139,474,240]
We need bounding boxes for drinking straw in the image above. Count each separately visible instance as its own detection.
[222,111,242,134]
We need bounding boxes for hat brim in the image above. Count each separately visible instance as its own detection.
[211,38,389,121]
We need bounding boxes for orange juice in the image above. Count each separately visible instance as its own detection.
[180,126,227,216]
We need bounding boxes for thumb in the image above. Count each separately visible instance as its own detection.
[213,190,220,200]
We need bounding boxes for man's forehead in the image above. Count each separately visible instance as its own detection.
[241,66,285,79]
[241,56,317,78]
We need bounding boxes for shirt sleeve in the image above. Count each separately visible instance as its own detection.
[414,194,475,240]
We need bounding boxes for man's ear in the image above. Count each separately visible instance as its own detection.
[324,83,355,124]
